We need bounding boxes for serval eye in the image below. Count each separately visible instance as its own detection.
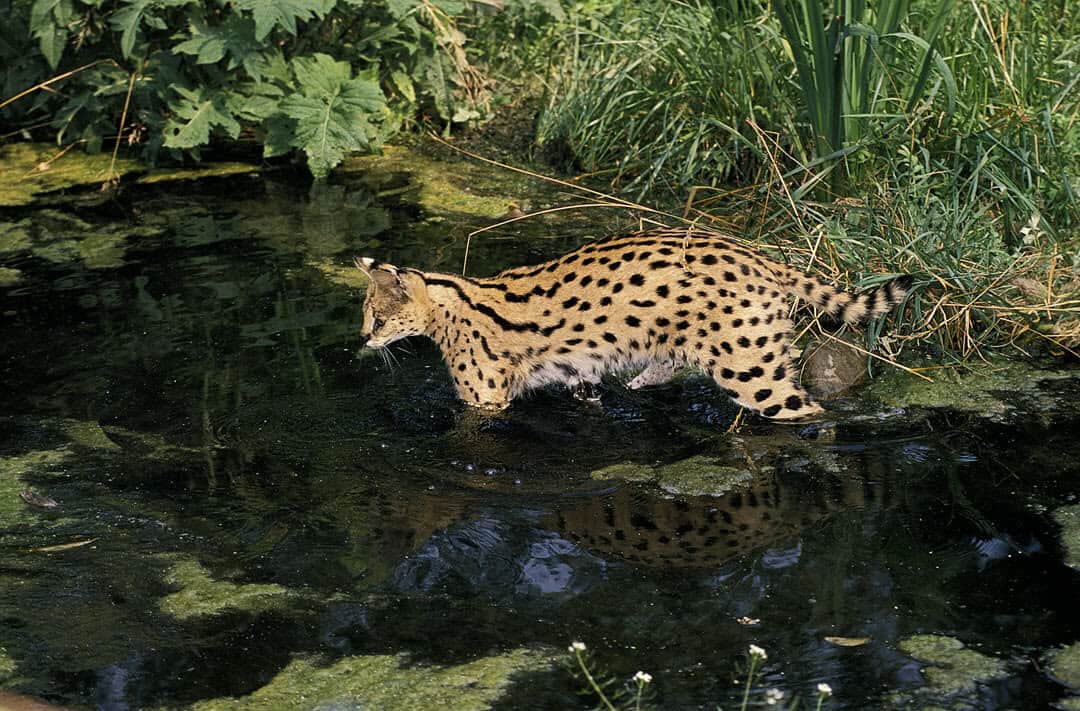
[372,317,385,332]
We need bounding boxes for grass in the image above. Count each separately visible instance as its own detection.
[473,0,1080,362]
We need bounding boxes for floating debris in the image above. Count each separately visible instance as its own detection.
[29,538,98,553]
[19,490,59,509]
[824,636,871,647]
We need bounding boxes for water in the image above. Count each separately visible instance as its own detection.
[1,161,1079,710]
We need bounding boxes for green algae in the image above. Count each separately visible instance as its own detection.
[0,448,72,527]
[0,143,140,207]
[897,634,1007,695]
[865,362,1080,421]
[138,163,257,184]
[340,145,531,219]
[655,456,754,497]
[182,647,550,711]
[591,462,658,484]
[0,221,31,252]
[25,210,161,269]
[0,143,258,207]
[57,419,121,451]
[1054,505,1080,572]
[159,558,295,620]
[0,267,21,286]
[0,647,16,681]
[309,259,370,290]
[1047,642,1080,690]
[592,455,758,496]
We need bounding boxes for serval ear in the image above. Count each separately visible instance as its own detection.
[355,257,405,296]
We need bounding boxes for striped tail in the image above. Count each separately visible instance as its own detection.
[788,274,913,325]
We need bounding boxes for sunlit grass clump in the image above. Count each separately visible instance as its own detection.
[512,0,1079,361]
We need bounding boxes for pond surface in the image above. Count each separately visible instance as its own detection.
[2,152,1079,710]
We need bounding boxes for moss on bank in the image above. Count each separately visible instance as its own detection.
[182,647,550,711]
[0,143,257,207]
[340,145,534,219]
[865,363,1080,421]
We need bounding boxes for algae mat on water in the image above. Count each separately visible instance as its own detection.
[178,647,550,710]
[0,143,256,207]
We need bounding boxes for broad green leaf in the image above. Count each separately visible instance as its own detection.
[163,86,241,148]
[422,55,452,121]
[173,16,264,78]
[390,69,415,103]
[280,53,386,176]
[432,0,464,14]
[226,82,284,122]
[30,0,72,68]
[233,0,330,41]
[250,49,293,85]
[263,115,295,158]
[109,0,153,59]
[36,24,68,68]
[385,0,420,19]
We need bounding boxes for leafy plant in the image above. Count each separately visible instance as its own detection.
[1,0,496,176]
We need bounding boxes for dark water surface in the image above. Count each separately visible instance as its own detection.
[1,165,1079,710]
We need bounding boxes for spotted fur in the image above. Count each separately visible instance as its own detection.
[356,227,911,420]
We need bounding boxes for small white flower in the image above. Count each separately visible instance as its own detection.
[764,688,784,705]
[817,682,833,696]
[568,641,587,652]
[748,644,768,660]
[633,671,653,684]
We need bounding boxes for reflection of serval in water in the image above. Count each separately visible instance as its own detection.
[546,469,887,567]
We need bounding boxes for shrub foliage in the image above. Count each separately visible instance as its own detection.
[1,0,494,175]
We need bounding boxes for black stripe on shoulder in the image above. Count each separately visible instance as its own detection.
[425,277,541,333]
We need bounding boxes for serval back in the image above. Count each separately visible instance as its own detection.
[356,227,911,421]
